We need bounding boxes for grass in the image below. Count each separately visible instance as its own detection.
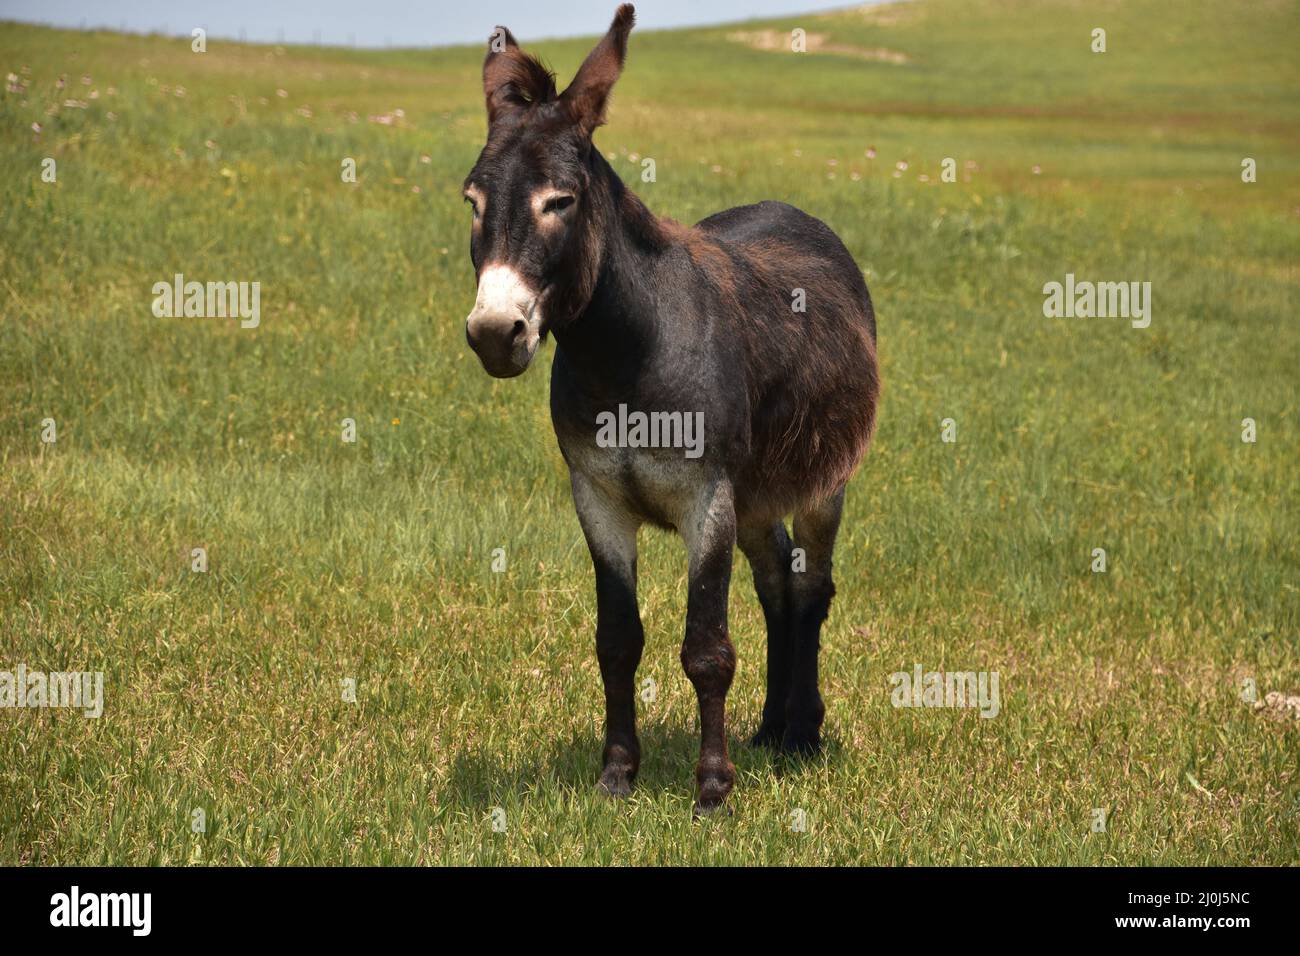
[1,0,1297,865]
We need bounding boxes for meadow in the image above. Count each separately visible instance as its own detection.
[1,0,1297,864]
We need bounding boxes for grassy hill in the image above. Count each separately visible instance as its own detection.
[1,0,1297,864]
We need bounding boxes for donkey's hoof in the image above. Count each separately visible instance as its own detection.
[694,760,735,815]
[749,721,786,750]
[596,767,634,798]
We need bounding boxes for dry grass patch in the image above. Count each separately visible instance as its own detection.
[727,29,911,64]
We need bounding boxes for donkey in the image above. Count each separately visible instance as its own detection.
[462,5,879,812]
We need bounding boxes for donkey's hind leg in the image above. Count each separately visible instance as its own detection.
[737,520,794,749]
[785,487,846,755]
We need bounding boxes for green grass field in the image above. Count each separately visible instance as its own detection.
[2,0,1297,865]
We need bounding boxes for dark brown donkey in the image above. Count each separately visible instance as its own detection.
[462,5,879,812]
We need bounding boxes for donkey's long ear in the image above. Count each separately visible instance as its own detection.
[560,4,635,138]
[483,25,557,126]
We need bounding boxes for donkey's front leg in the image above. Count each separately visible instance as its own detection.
[571,472,644,798]
[681,480,738,813]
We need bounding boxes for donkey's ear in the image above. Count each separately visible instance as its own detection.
[560,4,635,138]
[483,26,520,123]
[483,25,557,125]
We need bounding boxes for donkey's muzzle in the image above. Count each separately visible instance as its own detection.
[465,265,542,378]
[465,312,536,378]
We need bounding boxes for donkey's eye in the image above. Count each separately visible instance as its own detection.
[542,194,575,215]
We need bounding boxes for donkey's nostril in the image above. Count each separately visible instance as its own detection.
[511,319,526,340]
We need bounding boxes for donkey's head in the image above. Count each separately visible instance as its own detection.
[462,4,635,377]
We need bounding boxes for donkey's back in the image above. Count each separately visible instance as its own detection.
[698,198,875,344]
[701,200,871,313]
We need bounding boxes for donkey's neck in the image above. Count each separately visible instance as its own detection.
[552,153,671,394]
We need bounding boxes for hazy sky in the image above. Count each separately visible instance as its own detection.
[0,1,870,48]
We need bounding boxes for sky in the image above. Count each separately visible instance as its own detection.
[0,1,870,48]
